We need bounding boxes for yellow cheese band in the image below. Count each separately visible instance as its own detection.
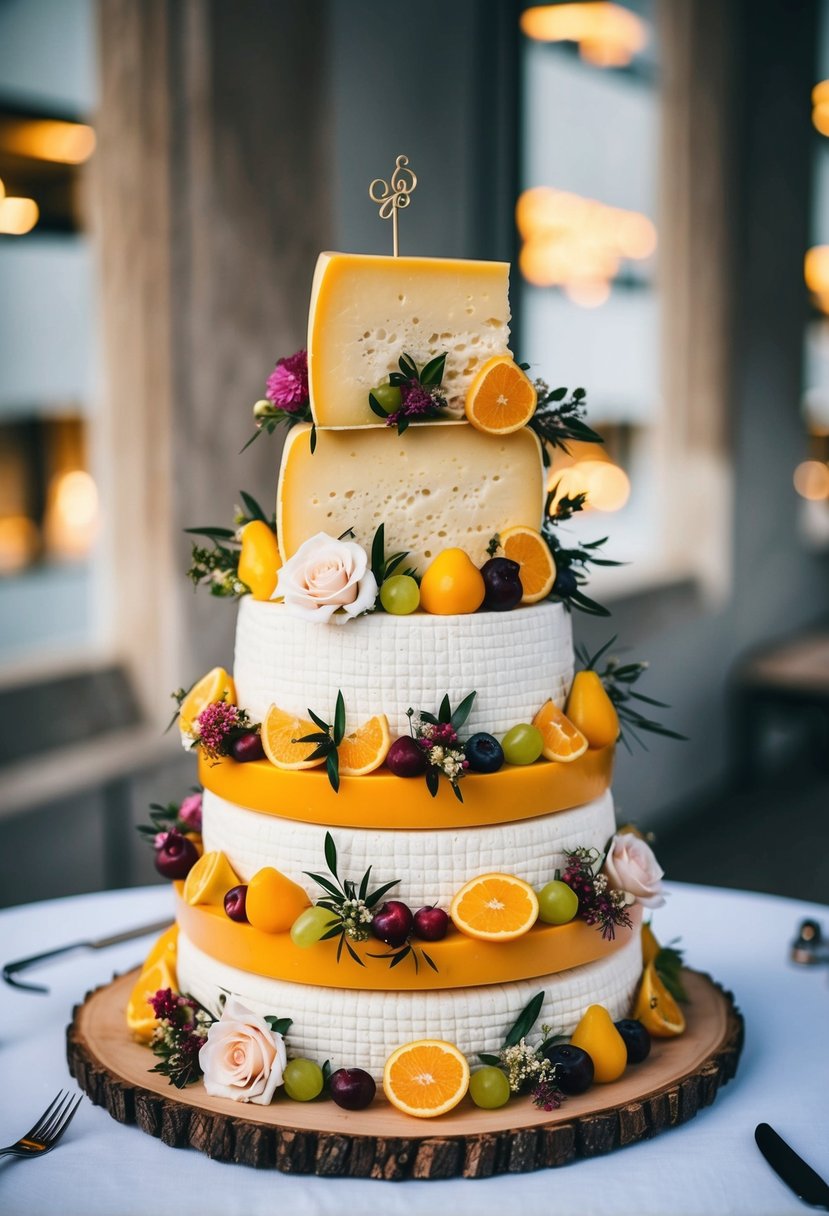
[198,745,614,831]
[176,888,641,993]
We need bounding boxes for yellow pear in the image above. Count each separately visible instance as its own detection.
[570,1004,628,1083]
[419,548,485,615]
[238,520,282,601]
[565,670,620,748]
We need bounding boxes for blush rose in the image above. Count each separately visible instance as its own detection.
[198,997,287,1104]
[273,531,377,623]
[603,833,665,909]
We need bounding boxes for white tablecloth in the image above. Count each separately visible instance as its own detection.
[0,881,826,1216]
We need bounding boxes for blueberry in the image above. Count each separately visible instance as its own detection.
[541,1043,594,1094]
[552,567,578,598]
[614,1018,651,1064]
[465,732,505,774]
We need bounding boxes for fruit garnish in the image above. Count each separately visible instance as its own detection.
[245,866,311,934]
[499,526,557,604]
[465,732,505,773]
[540,1044,594,1094]
[237,519,282,600]
[464,354,537,435]
[614,1018,652,1063]
[370,900,414,948]
[182,850,241,907]
[260,704,326,770]
[290,905,339,948]
[532,700,589,763]
[480,557,523,611]
[230,731,265,763]
[154,830,200,880]
[450,873,539,942]
[633,961,686,1037]
[379,573,420,614]
[570,1004,628,1083]
[126,958,176,1042]
[142,924,178,971]
[368,382,402,415]
[501,723,544,765]
[537,878,579,925]
[283,1058,324,1101]
[419,548,486,615]
[223,884,248,923]
[565,669,620,748]
[469,1066,511,1109]
[641,921,660,966]
[330,1067,376,1110]
[178,667,236,736]
[337,713,391,777]
[412,906,449,942]
[383,1039,470,1118]
[386,735,427,777]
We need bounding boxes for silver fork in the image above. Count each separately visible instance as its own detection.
[0,1091,83,1160]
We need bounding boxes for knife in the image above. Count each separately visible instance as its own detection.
[2,918,174,994]
[755,1123,829,1210]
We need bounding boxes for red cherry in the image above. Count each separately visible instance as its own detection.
[386,736,427,777]
[371,900,414,947]
[223,884,248,922]
[412,906,449,942]
[330,1068,376,1110]
[231,731,265,763]
[154,831,199,880]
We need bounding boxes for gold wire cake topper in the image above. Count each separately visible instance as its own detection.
[368,154,417,256]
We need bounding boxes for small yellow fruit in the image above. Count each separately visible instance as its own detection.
[633,961,686,1037]
[126,957,176,1042]
[419,549,486,615]
[182,851,241,907]
[565,670,620,748]
[238,520,282,601]
[570,1004,628,1083]
[641,922,660,967]
[246,866,311,934]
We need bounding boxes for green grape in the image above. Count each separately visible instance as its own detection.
[290,905,337,948]
[370,383,402,414]
[537,879,579,925]
[501,723,543,765]
[380,574,420,615]
[469,1066,510,1109]
[283,1058,324,1102]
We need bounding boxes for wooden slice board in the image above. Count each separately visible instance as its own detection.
[66,967,743,1180]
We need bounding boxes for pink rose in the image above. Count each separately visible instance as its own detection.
[198,996,287,1104]
[178,792,203,831]
[273,532,378,623]
[603,833,665,909]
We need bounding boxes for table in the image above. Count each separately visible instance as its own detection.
[0,882,826,1216]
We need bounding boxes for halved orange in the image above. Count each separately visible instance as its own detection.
[338,714,391,776]
[182,850,241,907]
[500,526,557,604]
[450,872,539,942]
[261,704,326,770]
[464,355,537,434]
[633,961,686,1037]
[126,958,176,1042]
[532,699,589,763]
[383,1039,470,1118]
[179,666,236,736]
[142,924,178,971]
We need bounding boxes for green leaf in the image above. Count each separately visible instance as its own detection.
[389,372,406,387]
[303,742,333,763]
[310,423,317,454]
[358,865,372,902]
[307,708,330,733]
[336,933,345,963]
[478,1053,501,1066]
[452,781,464,804]
[397,414,410,436]
[450,691,477,733]
[183,526,237,540]
[438,694,452,723]
[422,950,438,973]
[239,490,268,524]
[265,1015,293,1036]
[567,588,612,617]
[425,768,440,798]
[293,732,331,745]
[322,1059,332,1086]
[333,690,346,746]
[383,551,410,579]
[304,872,342,900]
[420,353,446,386]
[324,832,338,877]
[419,711,439,726]
[319,923,344,941]
[371,523,385,584]
[344,938,365,966]
[399,353,418,379]
[389,946,411,969]
[504,991,545,1047]
[326,751,340,793]
[368,392,388,419]
[239,429,263,455]
[549,387,567,401]
[365,878,401,908]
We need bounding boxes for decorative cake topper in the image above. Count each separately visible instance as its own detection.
[368,154,417,256]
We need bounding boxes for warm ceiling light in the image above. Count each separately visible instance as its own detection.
[520,3,648,68]
[563,279,612,308]
[0,196,39,235]
[0,177,5,202]
[793,460,829,501]
[812,81,829,105]
[805,246,829,294]
[1,118,96,164]
[45,469,99,559]
[548,458,631,512]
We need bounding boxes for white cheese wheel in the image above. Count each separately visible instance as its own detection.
[177,928,642,1078]
[233,597,573,738]
[202,788,615,908]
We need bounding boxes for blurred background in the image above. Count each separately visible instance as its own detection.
[0,0,827,908]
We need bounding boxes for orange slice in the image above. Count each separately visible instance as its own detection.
[532,699,588,763]
[338,714,391,776]
[126,958,176,1042]
[640,922,660,967]
[182,850,241,907]
[450,872,539,942]
[383,1039,470,1118]
[499,526,557,604]
[179,667,236,736]
[465,355,538,434]
[261,704,326,770]
[142,924,178,971]
[633,961,686,1037]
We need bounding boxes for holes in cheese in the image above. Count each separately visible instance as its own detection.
[307,252,511,427]
[276,422,545,573]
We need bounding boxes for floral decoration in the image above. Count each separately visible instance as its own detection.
[368,352,449,434]
[561,847,634,940]
[479,991,566,1111]
[137,791,203,847]
[177,697,260,763]
[406,691,476,802]
[603,832,665,910]
[199,996,291,1105]
[274,532,378,624]
[243,348,313,451]
[184,490,275,599]
[148,988,213,1088]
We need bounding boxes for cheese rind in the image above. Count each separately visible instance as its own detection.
[307,252,511,426]
[276,422,544,571]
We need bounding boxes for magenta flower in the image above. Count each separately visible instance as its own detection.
[266,349,309,414]
[149,988,181,1021]
[178,792,203,831]
[196,701,240,757]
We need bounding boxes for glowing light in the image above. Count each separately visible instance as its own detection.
[564,279,612,308]
[0,516,39,575]
[0,177,5,201]
[547,458,631,512]
[0,196,39,235]
[44,470,99,558]
[520,3,648,68]
[1,119,96,165]
[812,82,829,135]
[805,246,829,293]
[793,460,829,501]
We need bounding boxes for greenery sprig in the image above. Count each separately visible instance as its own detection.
[654,940,689,1003]
[577,636,688,752]
[305,832,401,966]
[368,352,449,435]
[541,485,623,617]
[294,691,347,792]
[479,991,546,1065]
[136,792,200,845]
[478,991,566,1110]
[408,691,477,802]
[184,490,275,599]
[526,379,604,467]
[370,522,418,595]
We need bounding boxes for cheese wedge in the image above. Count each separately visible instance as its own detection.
[307,252,511,427]
[277,422,544,572]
